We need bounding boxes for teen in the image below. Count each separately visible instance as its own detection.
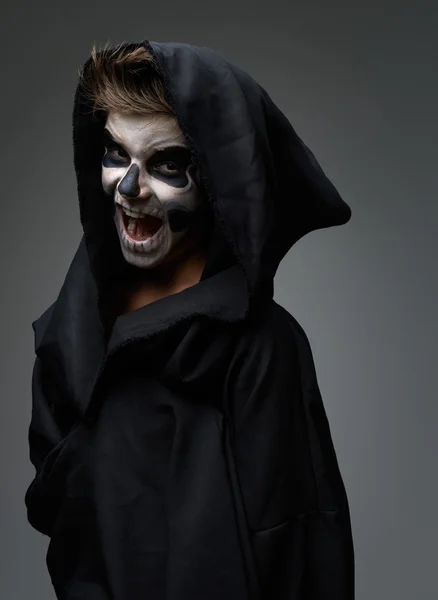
[25,40,355,599]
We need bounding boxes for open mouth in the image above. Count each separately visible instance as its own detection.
[118,205,164,243]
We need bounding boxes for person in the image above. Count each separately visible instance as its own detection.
[24,40,355,599]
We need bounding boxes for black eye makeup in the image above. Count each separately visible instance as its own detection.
[153,160,183,176]
[102,128,195,188]
[148,147,193,188]
[149,146,192,163]
[102,129,131,168]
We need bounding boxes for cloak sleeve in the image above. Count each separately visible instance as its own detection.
[224,309,355,599]
[25,355,79,536]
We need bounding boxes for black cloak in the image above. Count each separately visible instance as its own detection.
[25,40,355,599]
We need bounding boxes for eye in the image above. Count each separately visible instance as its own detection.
[104,145,130,163]
[153,161,184,176]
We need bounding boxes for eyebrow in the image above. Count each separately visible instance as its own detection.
[103,128,190,158]
[103,128,122,146]
[150,146,192,161]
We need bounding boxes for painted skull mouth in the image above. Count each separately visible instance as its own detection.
[119,205,164,242]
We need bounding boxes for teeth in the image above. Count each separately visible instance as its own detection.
[120,204,163,220]
[123,207,145,219]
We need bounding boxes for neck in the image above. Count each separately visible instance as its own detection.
[146,246,208,292]
[120,236,209,314]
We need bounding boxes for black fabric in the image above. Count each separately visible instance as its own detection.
[25,40,355,599]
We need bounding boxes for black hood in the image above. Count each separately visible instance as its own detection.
[73,39,351,318]
[33,39,351,418]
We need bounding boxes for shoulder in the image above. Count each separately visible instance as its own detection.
[230,299,308,362]
[223,300,309,429]
[224,300,307,404]
[32,301,56,353]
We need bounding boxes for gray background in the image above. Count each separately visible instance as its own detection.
[1,0,436,598]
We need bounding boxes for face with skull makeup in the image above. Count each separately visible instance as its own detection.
[101,111,207,270]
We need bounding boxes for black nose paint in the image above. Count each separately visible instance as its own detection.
[118,164,140,198]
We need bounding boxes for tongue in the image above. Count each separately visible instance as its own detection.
[128,215,162,240]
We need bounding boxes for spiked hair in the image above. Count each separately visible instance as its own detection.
[78,42,174,117]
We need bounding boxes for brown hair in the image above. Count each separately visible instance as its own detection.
[78,42,174,117]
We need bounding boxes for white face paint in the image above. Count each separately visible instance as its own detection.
[101,111,205,269]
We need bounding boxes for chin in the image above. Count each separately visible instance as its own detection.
[120,247,167,270]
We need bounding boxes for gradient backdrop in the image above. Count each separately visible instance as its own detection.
[1,1,436,598]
